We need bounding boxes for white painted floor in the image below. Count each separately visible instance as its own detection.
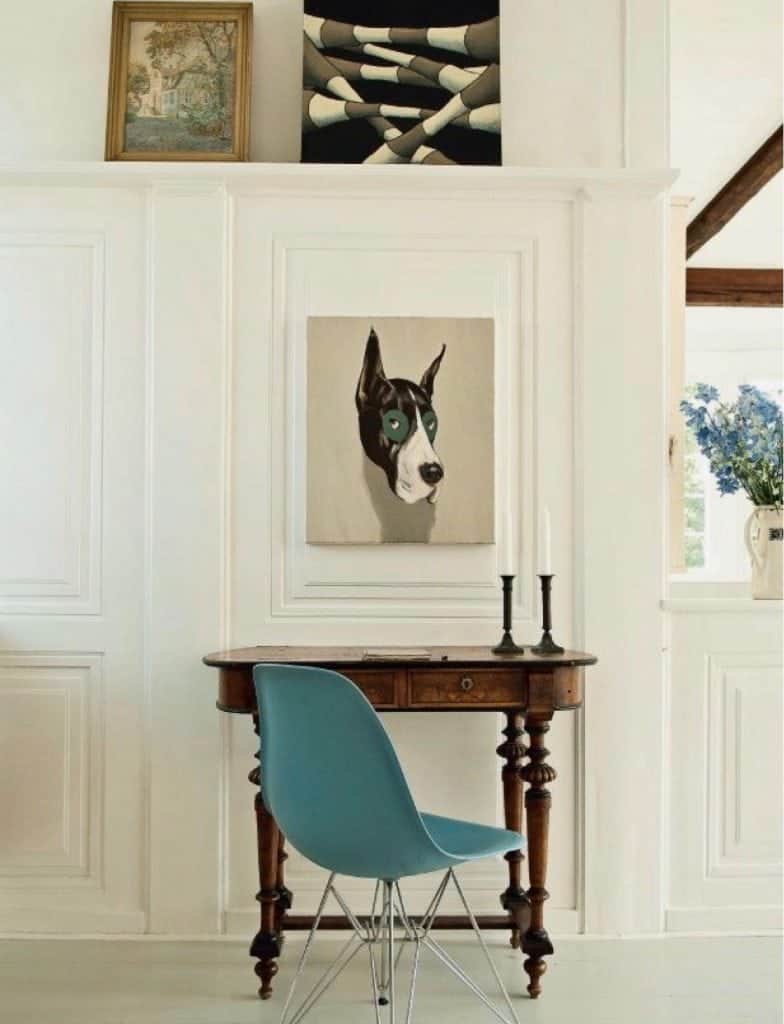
[0,934,780,1024]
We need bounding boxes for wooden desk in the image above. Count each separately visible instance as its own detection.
[203,645,597,1001]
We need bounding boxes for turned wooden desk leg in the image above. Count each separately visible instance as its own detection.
[520,712,556,998]
[248,712,282,1000]
[497,711,530,949]
[275,830,292,932]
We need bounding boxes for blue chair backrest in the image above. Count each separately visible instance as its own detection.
[254,664,453,880]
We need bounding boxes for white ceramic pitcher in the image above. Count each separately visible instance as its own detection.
[744,505,783,599]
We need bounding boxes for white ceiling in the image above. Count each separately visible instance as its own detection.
[689,173,783,267]
[670,0,782,267]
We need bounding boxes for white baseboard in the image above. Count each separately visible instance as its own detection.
[666,906,783,933]
[0,908,146,933]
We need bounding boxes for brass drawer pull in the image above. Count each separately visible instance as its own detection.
[460,676,475,692]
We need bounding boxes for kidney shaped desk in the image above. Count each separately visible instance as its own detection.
[203,644,597,1001]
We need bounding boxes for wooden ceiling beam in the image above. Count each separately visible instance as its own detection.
[686,267,783,307]
[686,125,783,259]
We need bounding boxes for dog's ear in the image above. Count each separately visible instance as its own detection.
[420,344,446,400]
[356,327,393,411]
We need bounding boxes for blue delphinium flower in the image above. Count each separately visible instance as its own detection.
[680,384,783,507]
[694,383,720,403]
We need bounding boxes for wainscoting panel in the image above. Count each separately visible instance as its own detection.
[707,653,783,878]
[271,237,535,622]
[667,605,783,932]
[0,656,100,876]
[226,182,582,926]
[0,233,102,614]
[230,188,575,643]
[0,188,147,933]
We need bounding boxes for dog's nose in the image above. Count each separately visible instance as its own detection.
[419,462,443,485]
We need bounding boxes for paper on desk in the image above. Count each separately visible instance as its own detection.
[362,648,431,661]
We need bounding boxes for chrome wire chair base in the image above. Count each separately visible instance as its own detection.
[279,869,520,1024]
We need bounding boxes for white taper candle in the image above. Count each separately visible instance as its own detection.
[539,505,553,575]
[501,502,514,576]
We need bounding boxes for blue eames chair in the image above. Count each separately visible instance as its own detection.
[254,664,524,1024]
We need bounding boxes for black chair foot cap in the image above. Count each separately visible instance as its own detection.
[378,997,389,1006]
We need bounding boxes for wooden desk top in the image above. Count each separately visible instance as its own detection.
[203,644,597,670]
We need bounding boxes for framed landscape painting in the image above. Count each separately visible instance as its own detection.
[105,2,252,161]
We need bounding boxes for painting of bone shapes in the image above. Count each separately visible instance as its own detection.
[301,0,500,165]
[307,317,495,543]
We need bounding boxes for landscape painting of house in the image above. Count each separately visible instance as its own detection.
[105,2,251,161]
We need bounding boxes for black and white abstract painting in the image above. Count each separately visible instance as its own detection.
[307,317,495,544]
[301,1,500,165]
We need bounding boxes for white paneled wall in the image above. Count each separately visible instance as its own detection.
[2,165,779,942]
[0,187,147,931]
[666,602,783,932]
[0,165,674,939]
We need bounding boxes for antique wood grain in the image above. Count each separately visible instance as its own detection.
[497,711,529,948]
[410,668,524,706]
[206,645,597,1001]
[204,645,596,670]
[275,831,292,934]
[686,267,783,307]
[554,667,583,708]
[520,711,557,998]
[341,669,402,708]
[248,713,282,1000]
[686,125,783,258]
[217,665,256,713]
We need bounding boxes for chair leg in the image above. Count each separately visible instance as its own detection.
[278,872,334,1024]
[451,869,520,1023]
[368,930,383,1024]
[279,872,364,1024]
[386,880,396,1023]
[375,882,390,1005]
[422,870,520,1024]
[280,871,518,1024]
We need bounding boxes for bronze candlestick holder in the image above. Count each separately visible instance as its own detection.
[492,575,524,655]
[531,574,565,656]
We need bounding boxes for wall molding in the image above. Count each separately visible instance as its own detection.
[0,654,104,886]
[706,653,783,880]
[667,610,782,935]
[0,163,677,201]
[0,187,150,936]
[268,232,536,622]
[0,232,104,615]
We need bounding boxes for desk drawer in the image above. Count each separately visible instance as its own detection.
[342,669,402,708]
[410,669,523,707]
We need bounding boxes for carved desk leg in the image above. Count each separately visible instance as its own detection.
[520,712,556,998]
[497,711,530,950]
[275,830,292,932]
[249,713,282,1000]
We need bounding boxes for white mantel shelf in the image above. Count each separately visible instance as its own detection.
[663,597,784,613]
[0,161,677,199]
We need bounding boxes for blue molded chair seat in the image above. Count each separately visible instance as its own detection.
[254,664,523,1024]
[420,813,522,864]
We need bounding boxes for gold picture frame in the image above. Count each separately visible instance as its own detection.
[105,2,252,161]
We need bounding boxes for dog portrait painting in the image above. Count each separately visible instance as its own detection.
[307,316,494,544]
[356,327,446,506]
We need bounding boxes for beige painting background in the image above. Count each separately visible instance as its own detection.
[307,317,494,544]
